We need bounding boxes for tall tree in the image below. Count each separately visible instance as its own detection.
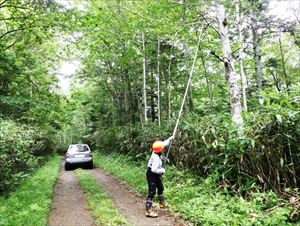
[250,0,264,90]
[142,32,148,124]
[235,0,248,111]
[216,3,243,127]
[157,36,161,126]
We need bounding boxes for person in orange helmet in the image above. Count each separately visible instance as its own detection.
[145,135,174,218]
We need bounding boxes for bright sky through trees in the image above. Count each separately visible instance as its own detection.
[57,61,80,94]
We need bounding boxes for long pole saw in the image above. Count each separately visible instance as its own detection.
[164,33,202,167]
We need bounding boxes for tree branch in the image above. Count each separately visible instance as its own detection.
[0,4,31,10]
[0,28,19,40]
[117,4,146,19]
[0,16,31,21]
[0,22,49,40]
[30,80,40,92]
[113,3,160,23]
[0,0,7,7]
[168,0,184,5]
[210,50,225,63]
[3,39,17,51]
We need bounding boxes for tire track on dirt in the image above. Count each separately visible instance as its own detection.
[48,161,94,226]
[90,168,188,226]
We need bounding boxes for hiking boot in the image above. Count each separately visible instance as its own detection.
[145,210,158,218]
[158,194,166,208]
[159,202,166,208]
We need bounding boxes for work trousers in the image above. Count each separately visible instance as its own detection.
[146,167,164,200]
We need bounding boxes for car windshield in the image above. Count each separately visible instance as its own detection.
[68,145,89,153]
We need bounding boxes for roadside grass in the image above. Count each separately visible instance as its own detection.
[93,152,297,226]
[75,169,129,226]
[0,155,61,226]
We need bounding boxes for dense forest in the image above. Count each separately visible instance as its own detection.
[0,0,299,224]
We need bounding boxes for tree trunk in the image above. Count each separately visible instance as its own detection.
[216,4,244,128]
[150,81,156,122]
[279,36,290,93]
[200,56,213,107]
[125,69,135,124]
[250,0,263,90]
[188,80,193,111]
[182,0,193,112]
[235,0,248,111]
[157,36,161,126]
[131,71,140,125]
[167,47,173,119]
[142,32,148,124]
[269,69,281,92]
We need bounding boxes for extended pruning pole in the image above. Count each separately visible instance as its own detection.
[164,34,202,165]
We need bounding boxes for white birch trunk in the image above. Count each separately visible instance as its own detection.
[235,0,248,111]
[216,4,244,128]
[167,47,173,119]
[157,36,161,126]
[250,1,263,90]
[142,32,148,123]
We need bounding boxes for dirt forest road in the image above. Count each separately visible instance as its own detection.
[48,161,188,226]
[48,162,94,226]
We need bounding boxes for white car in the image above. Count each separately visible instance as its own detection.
[65,144,93,170]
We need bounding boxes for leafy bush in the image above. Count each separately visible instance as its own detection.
[0,119,55,194]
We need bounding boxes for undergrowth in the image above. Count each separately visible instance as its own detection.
[0,119,56,194]
[93,152,299,226]
[75,169,129,226]
[90,89,300,194]
[0,155,60,226]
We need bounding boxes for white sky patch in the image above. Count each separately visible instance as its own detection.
[56,60,81,94]
[53,0,85,95]
[55,0,86,10]
[268,0,300,21]
[55,0,72,9]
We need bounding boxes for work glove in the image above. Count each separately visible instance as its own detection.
[159,168,165,175]
[168,135,175,141]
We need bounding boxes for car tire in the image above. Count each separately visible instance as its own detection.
[88,161,94,169]
[65,163,70,171]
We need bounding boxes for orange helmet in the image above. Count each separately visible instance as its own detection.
[152,141,164,154]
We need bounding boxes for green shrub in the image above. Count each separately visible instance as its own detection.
[0,119,55,194]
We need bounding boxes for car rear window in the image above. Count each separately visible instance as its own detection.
[68,145,89,153]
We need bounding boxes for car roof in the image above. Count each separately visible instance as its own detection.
[69,144,89,147]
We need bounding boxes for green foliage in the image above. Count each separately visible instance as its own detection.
[93,152,297,225]
[75,169,129,226]
[0,156,60,226]
[0,119,55,194]
[89,85,300,194]
[239,88,300,192]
